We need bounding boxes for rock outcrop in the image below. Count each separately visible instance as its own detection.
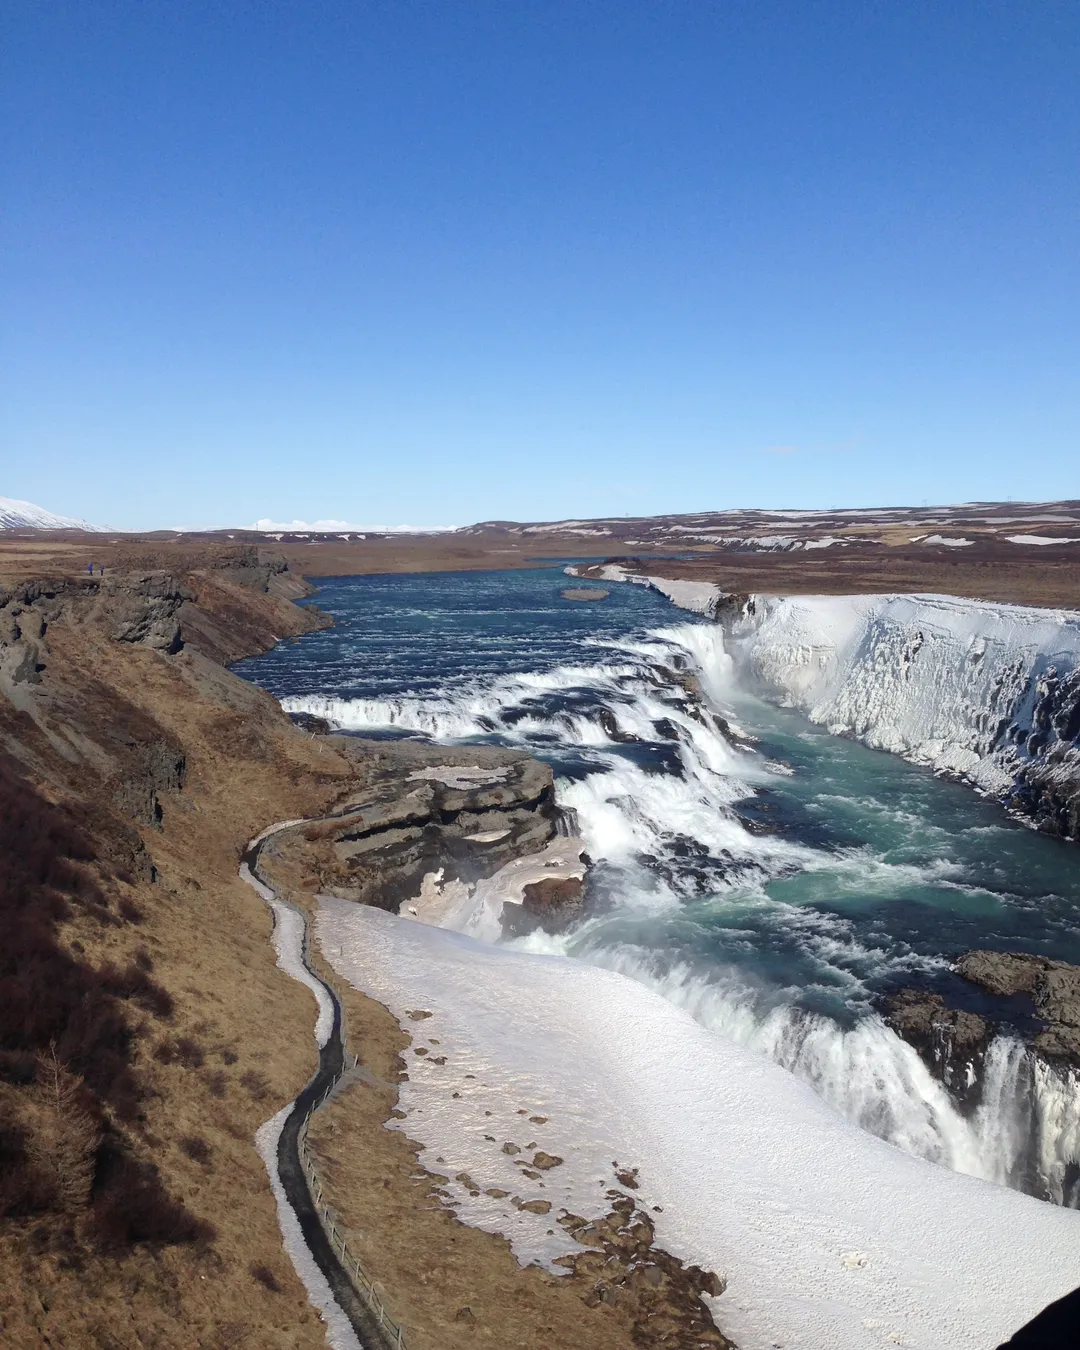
[954,950,1080,1068]
[882,988,993,1110]
[272,749,562,912]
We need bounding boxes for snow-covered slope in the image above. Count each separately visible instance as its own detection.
[0,495,106,531]
[571,563,724,616]
[721,592,1080,834]
[318,901,1080,1350]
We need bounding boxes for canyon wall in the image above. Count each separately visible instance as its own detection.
[714,591,1080,840]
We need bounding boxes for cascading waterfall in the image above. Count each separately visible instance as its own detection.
[283,616,1080,1206]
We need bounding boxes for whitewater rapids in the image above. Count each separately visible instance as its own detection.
[283,613,1080,1207]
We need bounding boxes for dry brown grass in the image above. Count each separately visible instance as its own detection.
[307,980,655,1350]
[0,582,357,1347]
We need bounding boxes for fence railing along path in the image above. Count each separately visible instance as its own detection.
[299,1079,408,1350]
[244,822,409,1350]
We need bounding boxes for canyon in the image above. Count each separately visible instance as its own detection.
[3,510,1080,1349]
[0,538,732,1349]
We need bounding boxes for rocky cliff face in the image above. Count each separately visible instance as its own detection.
[882,988,995,1112]
[883,952,1080,1205]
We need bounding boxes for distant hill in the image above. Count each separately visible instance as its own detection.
[0,496,107,531]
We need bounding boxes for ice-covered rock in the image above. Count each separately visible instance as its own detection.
[720,593,1080,838]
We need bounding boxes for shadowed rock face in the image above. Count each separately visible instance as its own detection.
[884,951,1080,1125]
[882,957,1080,1206]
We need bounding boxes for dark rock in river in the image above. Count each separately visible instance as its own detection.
[596,706,641,743]
[956,950,1080,1068]
[501,875,585,939]
[882,989,993,1110]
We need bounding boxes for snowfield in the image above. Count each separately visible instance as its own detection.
[0,494,107,531]
[317,901,1080,1350]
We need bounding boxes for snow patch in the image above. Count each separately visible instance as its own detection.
[249,517,456,533]
[407,765,509,789]
[1006,534,1080,546]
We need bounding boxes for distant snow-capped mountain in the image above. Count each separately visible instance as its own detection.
[0,496,108,531]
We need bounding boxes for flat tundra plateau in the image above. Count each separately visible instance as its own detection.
[4,495,1080,607]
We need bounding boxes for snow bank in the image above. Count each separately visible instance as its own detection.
[316,901,1080,1350]
[643,575,724,615]
[720,593,1080,799]
[570,564,723,616]
[241,856,333,1047]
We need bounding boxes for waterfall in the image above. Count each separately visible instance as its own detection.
[284,617,1080,1205]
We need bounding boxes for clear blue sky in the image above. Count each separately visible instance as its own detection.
[2,1,1077,529]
